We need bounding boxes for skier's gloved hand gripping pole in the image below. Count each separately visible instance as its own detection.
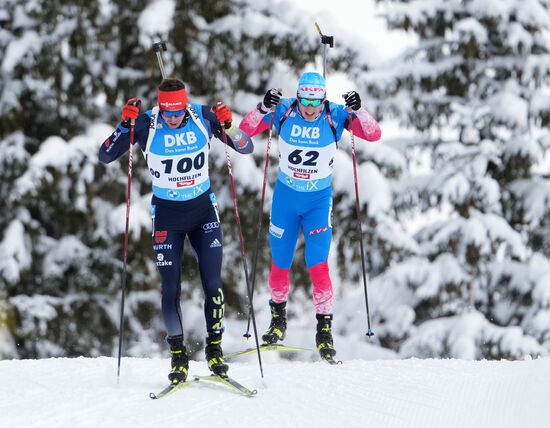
[244,91,280,339]
[343,93,374,338]
[217,102,265,379]
[117,97,141,382]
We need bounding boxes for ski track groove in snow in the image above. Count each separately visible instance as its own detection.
[1,356,549,428]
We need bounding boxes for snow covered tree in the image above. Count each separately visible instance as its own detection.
[352,0,550,359]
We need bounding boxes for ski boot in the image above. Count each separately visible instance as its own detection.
[205,332,229,377]
[167,335,189,385]
[262,300,287,345]
[316,314,337,361]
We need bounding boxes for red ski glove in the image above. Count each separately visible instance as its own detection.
[213,103,232,129]
[121,97,141,125]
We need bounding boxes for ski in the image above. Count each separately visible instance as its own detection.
[193,374,257,397]
[149,378,196,400]
[150,374,257,399]
[224,343,311,360]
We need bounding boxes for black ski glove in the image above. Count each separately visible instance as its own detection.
[343,91,361,111]
[263,88,282,109]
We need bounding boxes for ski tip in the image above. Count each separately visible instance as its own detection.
[322,356,343,365]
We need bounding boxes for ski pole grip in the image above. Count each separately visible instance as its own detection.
[152,41,168,79]
[152,41,167,52]
[321,35,334,48]
[314,22,334,47]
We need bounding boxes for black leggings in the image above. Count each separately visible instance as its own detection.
[152,192,224,338]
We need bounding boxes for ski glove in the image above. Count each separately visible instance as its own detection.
[213,103,233,129]
[121,98,141,127]
[263,88,282,109]
[343,91,361,111]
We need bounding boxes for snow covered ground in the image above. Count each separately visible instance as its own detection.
[1,355,548,428]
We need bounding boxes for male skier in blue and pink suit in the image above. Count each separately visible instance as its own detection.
[239,72,381,360]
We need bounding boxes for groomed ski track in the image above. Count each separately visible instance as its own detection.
[1,356,548,428]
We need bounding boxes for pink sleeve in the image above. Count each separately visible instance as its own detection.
[351,108,381,141]
[239,109,270,137]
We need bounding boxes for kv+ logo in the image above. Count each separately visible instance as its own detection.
[291,125,319,139]
[165,132,197,147]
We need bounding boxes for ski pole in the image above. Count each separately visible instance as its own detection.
[314,22,334,79]
[219,115,264,378]
[243,105,277,338]
[346,107,374,337]
[152,41,168,79]
[117,117,137,381]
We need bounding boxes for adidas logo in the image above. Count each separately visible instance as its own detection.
[210,238,222,248]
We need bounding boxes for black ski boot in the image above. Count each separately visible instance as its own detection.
[316,314,337,360]
[262,300,287,345]
[166,335,189,385]
[205,333,229,377]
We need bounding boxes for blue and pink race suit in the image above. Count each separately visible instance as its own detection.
[240,98,381,314]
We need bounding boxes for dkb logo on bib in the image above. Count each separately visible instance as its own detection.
[165,132,197,147]
[291,125,320,139]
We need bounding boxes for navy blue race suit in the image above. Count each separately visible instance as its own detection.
[99,104,253,338]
